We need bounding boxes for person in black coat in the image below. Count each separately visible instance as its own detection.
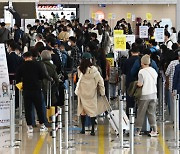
[6,40,23,109]
[16,52,48,133]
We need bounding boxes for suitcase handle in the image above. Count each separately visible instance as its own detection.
[102,96,113,112]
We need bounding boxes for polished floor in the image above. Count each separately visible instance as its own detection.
[0,101,180,154]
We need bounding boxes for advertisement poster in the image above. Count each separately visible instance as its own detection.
[139,26,149,38]
[155,28,164,42]
[126,35,135,45]
[0,44,10,127]
[114,31,126,51]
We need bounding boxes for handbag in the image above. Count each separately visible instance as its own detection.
[75,72,83,96]
[127,81,142,100]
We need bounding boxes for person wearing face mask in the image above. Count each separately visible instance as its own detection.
[28,27,37,48]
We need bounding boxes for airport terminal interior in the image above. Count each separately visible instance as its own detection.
[0,0,180,154]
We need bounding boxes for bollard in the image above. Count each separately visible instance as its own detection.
[129,108,135,154]
[64,90,69,149]
[176,94,179,148]
[58,107,62,154]
[51,115,56,154]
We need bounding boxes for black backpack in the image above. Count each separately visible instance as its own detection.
[62,52,73,71]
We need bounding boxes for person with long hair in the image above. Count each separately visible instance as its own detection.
[76,52,105,136]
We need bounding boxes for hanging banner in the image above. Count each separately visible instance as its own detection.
[139,26,149,39]
[155,28,164,42]
[127,13,132,19]
[146,13,152,20]
[126,35,135,45]
[91,13,96,19]
[114,31,126,51]
[0,44,10,127]
[108,13,112,19]
[132,14,136,22]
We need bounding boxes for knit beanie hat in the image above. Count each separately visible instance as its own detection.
[82,52,92,59]
[141,54,150,65]
[41,50,51,60]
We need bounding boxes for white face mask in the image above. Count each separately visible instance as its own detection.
[68,41,71,46]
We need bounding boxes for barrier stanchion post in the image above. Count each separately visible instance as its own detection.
[58,107,62,153]
[119,93,123,148]
[169,92,180,149]
[174,90,177,143]
[10,92,15,147]
[113,91,129,149]
[52,115,56,154]
[162,80,165,122]
[157,73,163,117]
[129,108,135,154]
[64,90,69,149]
[19,90,23,119]
[176,94,179,148]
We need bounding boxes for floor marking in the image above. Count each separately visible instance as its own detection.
[33,133,47,154]
[158,127,171,154]
[98,125,105,154]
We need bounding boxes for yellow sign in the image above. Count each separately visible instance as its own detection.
[108,13,112,19]
[146,13,152,20]
[114,30,123,35]
[92,13,95,19]
[127,13,132,19]
[106,58,114,67]
[114,35,126,51]
[16,82,23,91]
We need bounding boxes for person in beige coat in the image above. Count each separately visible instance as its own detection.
[76,52,105,136]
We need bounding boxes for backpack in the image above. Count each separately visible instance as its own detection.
[62,52,73,71]
[109,67,118,84]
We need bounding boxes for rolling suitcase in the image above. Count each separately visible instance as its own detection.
[46,81,55,122]
[104,97,129,136]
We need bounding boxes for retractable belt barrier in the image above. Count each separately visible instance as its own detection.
[169,90,180,149]
[4,81,21,148]
[129,108,135,154]
[50,107,62,154]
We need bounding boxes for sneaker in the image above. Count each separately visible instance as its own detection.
[27,126,33,133]
[40,124,48,132]
[149,131,159,137]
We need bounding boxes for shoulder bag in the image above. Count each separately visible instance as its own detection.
[75,72,83,96]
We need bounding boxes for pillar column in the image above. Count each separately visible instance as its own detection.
[79,4,91,24]
[176,1,180,32]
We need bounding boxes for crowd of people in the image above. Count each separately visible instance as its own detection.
[0,16,180,137]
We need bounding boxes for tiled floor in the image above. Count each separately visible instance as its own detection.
[0,98,179,154]
[0,117,180,154]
